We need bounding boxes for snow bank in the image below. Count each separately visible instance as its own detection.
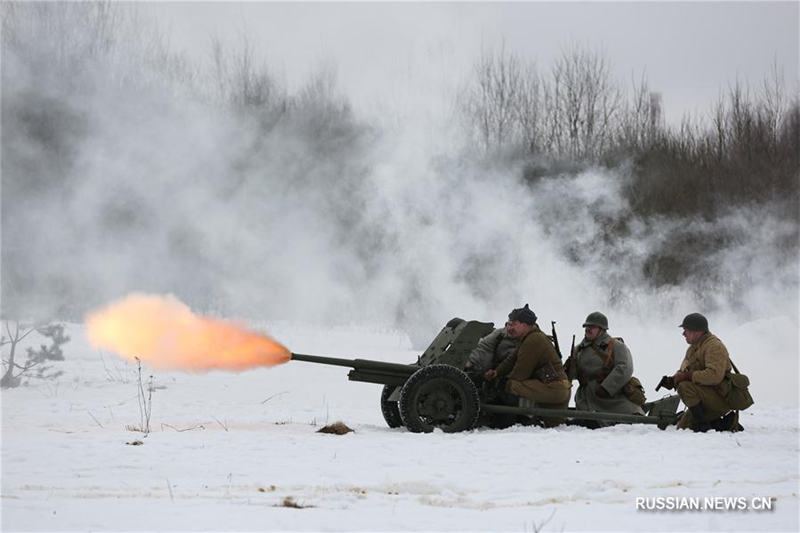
[1,324,797,532]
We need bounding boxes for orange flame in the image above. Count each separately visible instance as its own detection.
[86,294,290,371]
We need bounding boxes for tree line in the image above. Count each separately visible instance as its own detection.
[458,44,799,292]
[459,44,798,217]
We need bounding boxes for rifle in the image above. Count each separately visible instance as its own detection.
[551,321,563,360]
[562,333,578,377]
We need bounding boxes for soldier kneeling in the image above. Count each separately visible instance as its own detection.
[660,313,748,432]
[485,304,571,427]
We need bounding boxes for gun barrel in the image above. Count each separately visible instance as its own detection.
[290,352,419,376]
[291,353,359,368]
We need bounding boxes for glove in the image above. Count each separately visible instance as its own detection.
[673,371,693,386]
[596,385,611,398]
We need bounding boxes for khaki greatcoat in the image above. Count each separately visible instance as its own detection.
[675,332,734,429]
[494,325,571,425]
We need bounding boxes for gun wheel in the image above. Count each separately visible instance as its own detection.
[380,385,403,428]
[399,364,480,433]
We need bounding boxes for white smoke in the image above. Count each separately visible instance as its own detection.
[2,3,796,404]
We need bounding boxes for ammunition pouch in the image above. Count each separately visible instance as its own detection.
[622,376,647,406]
[534,362,568,384]
[720,372,754,411]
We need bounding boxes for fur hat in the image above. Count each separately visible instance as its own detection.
[508,304,537,325]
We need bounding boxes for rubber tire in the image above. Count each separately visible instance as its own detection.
[399,364,480,433]
[380,385,403,428]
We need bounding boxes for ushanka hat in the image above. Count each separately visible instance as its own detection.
[508,304,537,325]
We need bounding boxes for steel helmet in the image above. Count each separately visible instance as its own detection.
[582,311,609,330]
[679,313,709,332]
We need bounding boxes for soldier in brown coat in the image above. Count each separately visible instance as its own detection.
[662,313,740,432]
[484,304,571,427]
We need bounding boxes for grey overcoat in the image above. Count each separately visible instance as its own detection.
[566,331,644,422]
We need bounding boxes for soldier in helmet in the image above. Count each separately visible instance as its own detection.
[563,312,644,428]
[659,313,742,432]
[484,304,571,427]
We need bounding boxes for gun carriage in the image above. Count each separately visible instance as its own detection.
[292,318,680,433]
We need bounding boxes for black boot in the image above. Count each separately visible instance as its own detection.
[711,411,744,432]
[689,403,712,433]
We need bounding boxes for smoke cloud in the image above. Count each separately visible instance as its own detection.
[2,4,797,402]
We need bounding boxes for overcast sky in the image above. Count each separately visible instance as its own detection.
[145,2,799,123]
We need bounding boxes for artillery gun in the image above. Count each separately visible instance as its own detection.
[291,318,680,433]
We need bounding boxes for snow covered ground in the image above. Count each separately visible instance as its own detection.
[2,323,798,532]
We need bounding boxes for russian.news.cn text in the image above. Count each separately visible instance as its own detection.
[636,496,775,512]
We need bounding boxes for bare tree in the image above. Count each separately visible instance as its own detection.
[516,62,545,155]
[1,321,37,388]
[618,73,662,150]
[460,43,627,160]
[2,2,123,76]
[1,322,70,388]
[3,1,195,96]
[727,80,754,153]
[291,66,356,143]
[759,60,788,156]
[295,66,347,118]
[461,44,525,154]
[546,45,622,160]
[710,95,728,161]
[209,34,284,113]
